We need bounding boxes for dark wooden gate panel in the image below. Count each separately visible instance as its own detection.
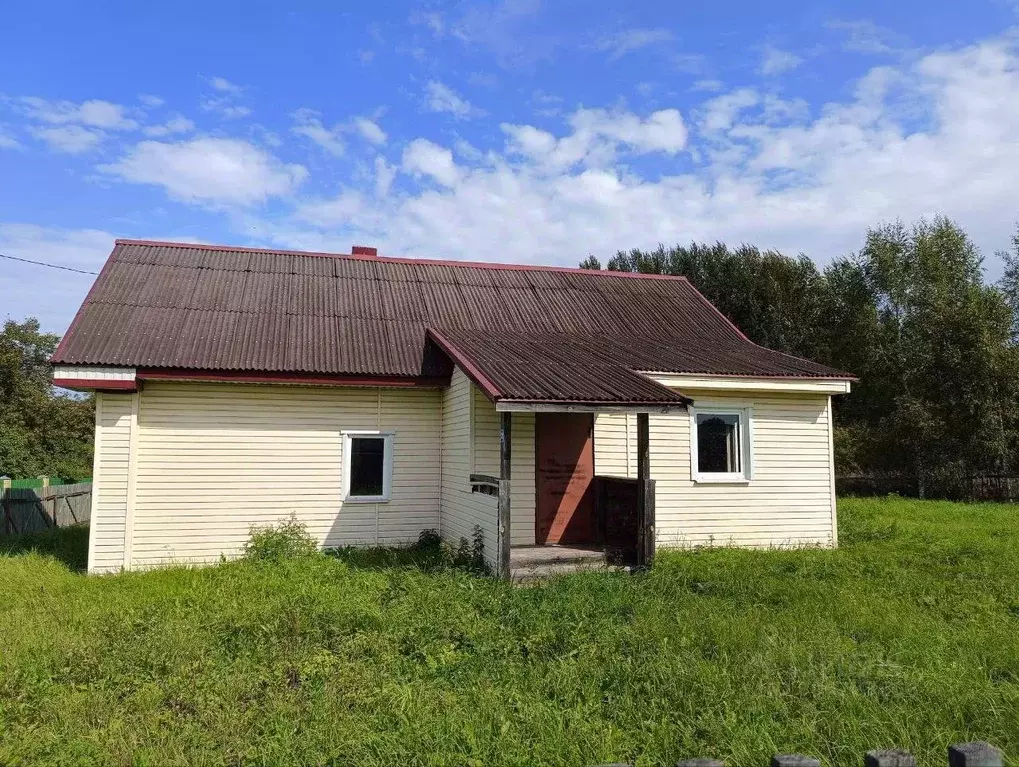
[535,413,595,545]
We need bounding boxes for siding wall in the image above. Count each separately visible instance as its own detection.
[89,382,442,571]
[439,369,538,565]
[87,392,135,573]
[594,390,837,548]
[440,369,499,568]
[87,377,836,573]
[470,386,536,546]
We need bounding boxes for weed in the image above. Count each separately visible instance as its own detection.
[243,513,319,562]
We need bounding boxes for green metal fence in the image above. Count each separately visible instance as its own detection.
[2,476,91,490]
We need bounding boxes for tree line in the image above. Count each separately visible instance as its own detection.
[581,216,1019,498]
[0,319,94,481]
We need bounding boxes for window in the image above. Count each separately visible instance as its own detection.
[342,431,394,502]
[690,407,752,483]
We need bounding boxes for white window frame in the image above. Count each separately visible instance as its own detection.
[689,406,754,484]
[342,430,394,503]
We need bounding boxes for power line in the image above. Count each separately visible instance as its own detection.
[0,252,98,275]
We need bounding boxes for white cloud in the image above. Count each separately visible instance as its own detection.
[291,111,386,153]
[273,35,1019,279]
[291,110,345,156]
[29,125,104,154]
[19,97,138,130]
[143,115,195,137]
[374,156,397,197]
[424,80,480,118]
[202,99,252,119]
[0,224,114,332]
[354,117,387,146]
[138,94,165,108]
[699,88,759,133]
[202,78,251,119]
[402,138,460,186]
[502,107,688,169]
[209,76,243,94]
[101,137,307,206]
[760,45,803,76]
[593,27,675,60]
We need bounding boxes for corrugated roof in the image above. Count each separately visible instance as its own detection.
[53,240,854,397]
[427,330,692,406]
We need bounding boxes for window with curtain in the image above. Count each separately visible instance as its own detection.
[691,408,751,482]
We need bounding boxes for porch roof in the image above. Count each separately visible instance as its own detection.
[426,328,692,409]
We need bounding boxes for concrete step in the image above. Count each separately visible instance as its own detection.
[510,560,627,583]
[509,546,607,568]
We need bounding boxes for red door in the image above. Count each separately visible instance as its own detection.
[535,413,596,545]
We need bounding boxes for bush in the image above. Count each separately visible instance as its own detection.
[243,514,319,562]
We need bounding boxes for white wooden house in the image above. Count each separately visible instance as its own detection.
[53,240,853,576]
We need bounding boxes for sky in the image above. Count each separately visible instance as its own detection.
[2,0,1019,333]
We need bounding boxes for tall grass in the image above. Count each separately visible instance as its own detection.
[1,498,1018,766]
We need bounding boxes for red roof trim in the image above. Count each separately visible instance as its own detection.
[425,329,504,402]
[135,369,450,388]
[113,238,692,283]
[53,378,137,392]
[500,397,691,407]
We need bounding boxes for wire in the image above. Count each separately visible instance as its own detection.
[0,252,98,275]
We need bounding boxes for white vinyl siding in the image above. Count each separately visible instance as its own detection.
[594,390,837,548]
[508,412,536,546]
[439,369,538,564]
[105,382,441,570]
[472,386,499,476]
[87,393,135,573]
[440,369,499,568]
[470,386,536,546]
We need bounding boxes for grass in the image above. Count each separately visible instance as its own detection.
[1,499,1018,766]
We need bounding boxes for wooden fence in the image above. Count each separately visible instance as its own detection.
[1,482,91,536]
[596,740,1002,767]
[838,473,1019,502]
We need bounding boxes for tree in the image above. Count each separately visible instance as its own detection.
[857,218,1019,494]
[0,319,94,479]
[997,223,1019,340]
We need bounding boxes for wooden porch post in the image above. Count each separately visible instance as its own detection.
[498,411,512,579]
[636,412,655,569]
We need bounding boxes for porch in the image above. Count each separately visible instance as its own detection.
[471,408,666,580]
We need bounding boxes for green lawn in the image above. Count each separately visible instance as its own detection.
[2,499,1018,767]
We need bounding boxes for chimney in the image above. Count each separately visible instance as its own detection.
[352,245,378,257]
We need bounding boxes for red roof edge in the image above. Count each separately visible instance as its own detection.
[112,238,693,283]
[499,397,691,408]
[53,378,138,392]
[425,329,504,402]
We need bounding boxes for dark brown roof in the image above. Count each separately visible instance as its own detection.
[427,329,692,406]
[53,240,853,402]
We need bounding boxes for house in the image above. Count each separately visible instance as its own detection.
[52,239,854,576]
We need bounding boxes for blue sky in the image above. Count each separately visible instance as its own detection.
[2,0,1019,332]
